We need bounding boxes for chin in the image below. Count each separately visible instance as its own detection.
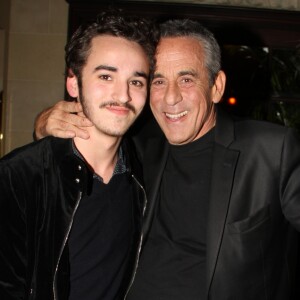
[105,128,128,137]
[105,131,125,137]
[97,122,130,137]
[166,137,182,145]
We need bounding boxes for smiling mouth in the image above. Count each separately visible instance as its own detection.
[165,111,188,120]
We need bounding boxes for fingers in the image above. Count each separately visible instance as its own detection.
[52,101,93,127]
[48,118,91,140]
[55,100,81,114]
[34,100,93,140]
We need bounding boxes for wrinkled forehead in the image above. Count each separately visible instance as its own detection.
[154,36,205,73]
[157,36,203,53]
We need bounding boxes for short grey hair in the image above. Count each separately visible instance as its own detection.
[159,19,221,86]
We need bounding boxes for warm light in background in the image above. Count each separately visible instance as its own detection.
[228,97,237,105]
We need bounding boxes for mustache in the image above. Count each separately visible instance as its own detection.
[99,101,136,113]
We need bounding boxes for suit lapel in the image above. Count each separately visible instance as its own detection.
[206,145,239,295]
[142,135,169,239]
[206,108,240,296]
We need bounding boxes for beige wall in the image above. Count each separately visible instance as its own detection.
[0,0,11,156]
[2,0,68,155]
[1,0,299,155]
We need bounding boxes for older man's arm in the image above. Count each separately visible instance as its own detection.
[34,100,93,140]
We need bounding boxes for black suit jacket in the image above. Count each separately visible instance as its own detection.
[132,108,300,299]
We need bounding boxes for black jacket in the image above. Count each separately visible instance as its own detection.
[0,137,146,300]
[129,109,300,299]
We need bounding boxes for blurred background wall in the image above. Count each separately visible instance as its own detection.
[0,0,300,156]
[0,0,68,156]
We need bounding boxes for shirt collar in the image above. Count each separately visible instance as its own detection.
[72,140,127,182]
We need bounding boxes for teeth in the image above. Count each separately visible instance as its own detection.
[165,111,188,119]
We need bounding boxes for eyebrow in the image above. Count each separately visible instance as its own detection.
[94,65,117,72]
[153,70,197,79]
[152,72,164,79]
[94,65,148,79]
[178,70,197,77]
[135,71,148,80]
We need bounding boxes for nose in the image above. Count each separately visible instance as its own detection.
[164,83,182,106]
[112,82,131,104]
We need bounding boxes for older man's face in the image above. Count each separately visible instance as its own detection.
[150,36,224,145]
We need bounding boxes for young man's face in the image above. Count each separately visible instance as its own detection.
[150,36,225,145]
[69,35,149,137]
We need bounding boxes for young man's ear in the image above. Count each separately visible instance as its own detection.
[211,70,226,104]
[66,71,79,98]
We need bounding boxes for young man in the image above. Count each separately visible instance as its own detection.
[0,12,158,299]
[35,19,300,299]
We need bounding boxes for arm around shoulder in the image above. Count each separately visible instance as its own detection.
[34,100,93,140]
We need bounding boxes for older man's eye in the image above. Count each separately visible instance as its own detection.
[152,80,163,85]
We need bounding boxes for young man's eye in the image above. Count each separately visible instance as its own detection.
[130,80,144,87]
[99,74,111,80]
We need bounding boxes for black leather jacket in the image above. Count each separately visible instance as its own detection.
[0,136,147,300]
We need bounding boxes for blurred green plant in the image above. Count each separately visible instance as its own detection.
[271,46,300,98]
[222,44,300,132]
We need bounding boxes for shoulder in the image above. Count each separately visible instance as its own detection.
[233,117,297,144]
[0,137,73,169]
[216,108,300,153]
[230,117,300,163]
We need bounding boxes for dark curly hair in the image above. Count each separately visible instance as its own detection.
[65,10,159,88]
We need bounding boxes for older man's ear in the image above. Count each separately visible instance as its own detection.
[211,70,226,104]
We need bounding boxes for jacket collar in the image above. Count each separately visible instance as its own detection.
[206,107,240,296]
[122,136,143,183]
[50,136,144,192]
[214,106,235,147]
[142,133,169,238]
[50,137,93,196]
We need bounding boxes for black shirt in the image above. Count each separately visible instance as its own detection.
[68,146,134,300]
[128,129,214,300]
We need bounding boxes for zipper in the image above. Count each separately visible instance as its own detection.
[53,191,83,300]
[124,175,147,299]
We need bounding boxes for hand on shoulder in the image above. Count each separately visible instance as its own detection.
[34,100,93,140]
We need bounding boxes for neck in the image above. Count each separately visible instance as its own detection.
[194,105,217,141]
[74,127,122,184]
